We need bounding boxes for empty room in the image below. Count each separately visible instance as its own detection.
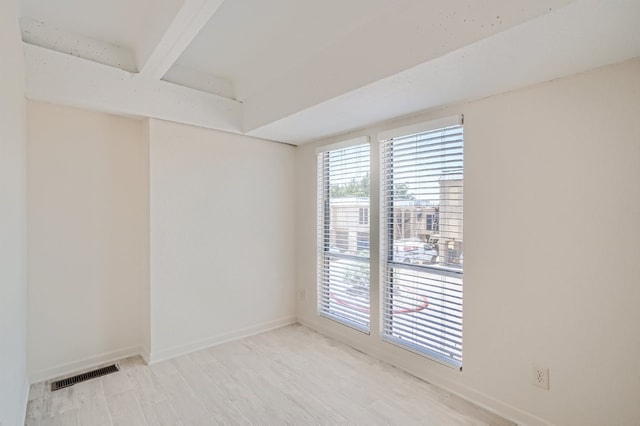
[1,0,639,425]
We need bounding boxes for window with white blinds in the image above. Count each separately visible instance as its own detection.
[317,142,370,332]
[381,120,463,368]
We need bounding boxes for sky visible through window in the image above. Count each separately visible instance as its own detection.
[327,127,463,206]
[385,126,463,206]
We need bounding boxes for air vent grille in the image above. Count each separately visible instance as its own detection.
[51,364,120,391]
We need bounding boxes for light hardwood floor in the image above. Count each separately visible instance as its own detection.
[25,324,514,425]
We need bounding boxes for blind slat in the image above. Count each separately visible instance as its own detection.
[381,123,464,369]
[317,143,371,331]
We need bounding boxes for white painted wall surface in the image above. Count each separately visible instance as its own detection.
[295,59,640,425]
[0,0,29,424]
[140,121,151,362]
[149,120,296,361]
[27,102,149,381]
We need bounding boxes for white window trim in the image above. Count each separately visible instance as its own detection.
[316,140,371,333]
[315,135,370,154]
[380,117,464,370]
[378,114,463,142]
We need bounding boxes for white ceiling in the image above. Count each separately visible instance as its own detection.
[169,0,401,101]
[18,0,640,145]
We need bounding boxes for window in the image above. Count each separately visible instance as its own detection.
[317,140,370,332]
[425,212,439,232]
[381,117,463,368]
[358,207,369,225]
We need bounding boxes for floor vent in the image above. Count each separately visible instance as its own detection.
[51,364,120,391]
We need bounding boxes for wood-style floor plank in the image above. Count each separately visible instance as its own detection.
[26,324,514,425]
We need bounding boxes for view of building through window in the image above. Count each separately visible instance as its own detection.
[317,123,463,367]
[381,122,464,368]
[317,143,371,330]
[326,164,463,269]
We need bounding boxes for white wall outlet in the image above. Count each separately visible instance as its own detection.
[532,365,549,390]
[298,289,306,301]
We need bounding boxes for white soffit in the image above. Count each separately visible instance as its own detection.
[240,0,575,133]
[247,0,640,144]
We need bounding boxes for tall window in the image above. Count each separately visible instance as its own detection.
[317,141,370,332]
[381,117,463,368]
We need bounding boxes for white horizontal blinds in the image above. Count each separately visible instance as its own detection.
[317,142,370,331]
[381,122,463,368]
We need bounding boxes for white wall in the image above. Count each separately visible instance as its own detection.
[26,106,296,376]
[140,122,151,360]
[27,101,149,381]
[295,58,640,425]
[148,119,296,361]
[0,0,29,424]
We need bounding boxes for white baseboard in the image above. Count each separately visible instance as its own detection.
[28,317,297,383]
[148,316,297,364]
[29,345,146,384]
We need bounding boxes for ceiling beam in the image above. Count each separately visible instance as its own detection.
[138,0,225,80]
[24,43,243,133]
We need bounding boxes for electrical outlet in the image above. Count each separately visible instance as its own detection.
[298,289,306,301]
[532,365,549,390]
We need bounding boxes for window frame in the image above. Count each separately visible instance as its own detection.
[316,138,371,333]
[379,115,464,369]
